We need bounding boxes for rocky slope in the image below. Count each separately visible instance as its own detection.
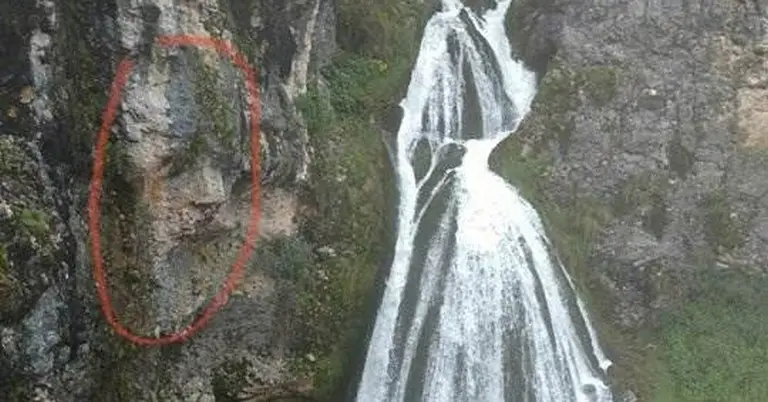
[0,0,370,400]
[496,0,768,400]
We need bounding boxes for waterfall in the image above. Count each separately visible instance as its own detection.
[355,1,613,401]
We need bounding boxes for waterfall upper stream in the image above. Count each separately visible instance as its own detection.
[355,1,613,401]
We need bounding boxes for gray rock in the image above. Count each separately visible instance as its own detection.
[504,0,768,396]
[1,0,336,399]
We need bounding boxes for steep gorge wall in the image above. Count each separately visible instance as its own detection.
[1,0,339,400]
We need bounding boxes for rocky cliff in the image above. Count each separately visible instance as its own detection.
[0,0,416,400]
[497,0,768,400]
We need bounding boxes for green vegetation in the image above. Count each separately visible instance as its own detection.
[191,60,240,147]
[336,0,425,61]
[0,137,56,319]
[699,191,746,253]
[0,244,11,299]
[15,208,50,240]
[293,65,391,399]
[655,270,768,402]
[0,244,7,273]
[612,170,670,239]
[252,236,314,282]
[534,66,579,149]
[0,204,55,319]
[577,66,620,106]
[286,1,431,398]
[519,59,620,155]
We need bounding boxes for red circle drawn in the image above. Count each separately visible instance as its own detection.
[88,35,261,346]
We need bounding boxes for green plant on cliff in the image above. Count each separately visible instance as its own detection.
[337,0,423,61]
[0,244,10,290]
[657,270,768,402]
[15,208,50,240]
[291,2,430,397]
[295,78,389,399]
[699,191,745,253]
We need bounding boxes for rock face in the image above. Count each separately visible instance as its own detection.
[500,0,768,397]
[514,0,768,319]
[1,0,337,400]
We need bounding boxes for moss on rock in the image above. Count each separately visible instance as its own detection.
[52,0,119,178]
[510,58,620,157]
[168,55,243,176]
[612,170,671,240]
[0,136,58,322]
[577,65,620,106]
[699,191,747,253]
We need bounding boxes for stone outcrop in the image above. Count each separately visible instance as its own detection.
[1,0,337,400]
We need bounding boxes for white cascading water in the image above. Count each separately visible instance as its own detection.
[355,1,614,401]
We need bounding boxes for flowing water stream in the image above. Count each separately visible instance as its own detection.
[355,1,614,401]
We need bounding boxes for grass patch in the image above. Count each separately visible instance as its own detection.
[0,204,56,321]
[577,65,620,106]
[336,0,425,61]
[0,244,7,274]
[653,270,768,402]
[15,208,50,240]
[0,244,13,302]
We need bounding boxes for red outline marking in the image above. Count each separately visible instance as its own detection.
[88,35,261,346]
